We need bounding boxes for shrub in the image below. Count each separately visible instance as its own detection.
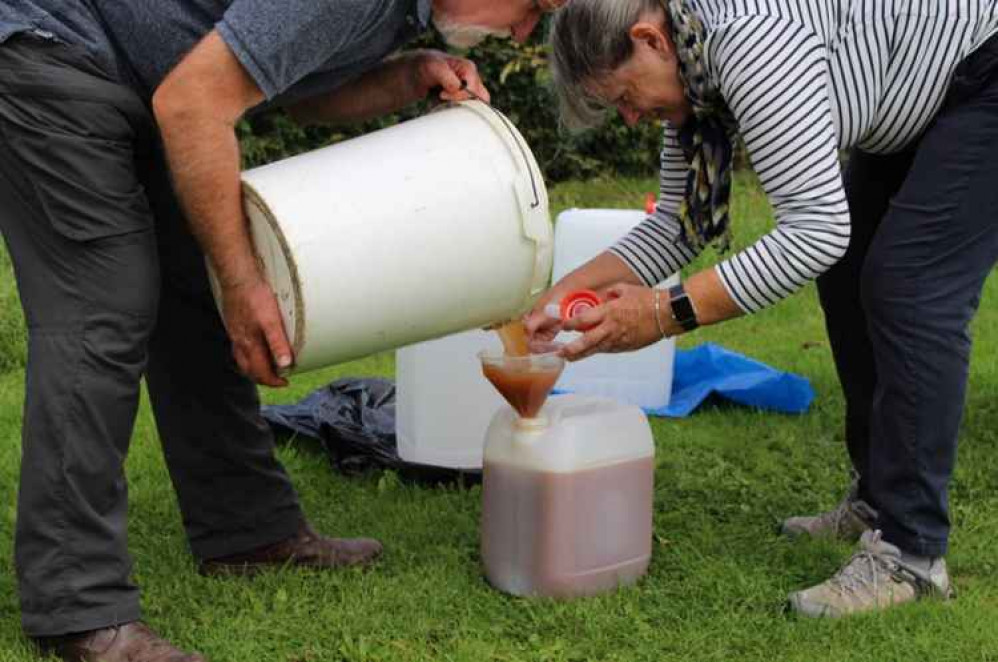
[238,30,665,182]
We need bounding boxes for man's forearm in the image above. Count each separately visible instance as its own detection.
[150,29,294,386]
[156,107,259,289]
[288,52,427,125]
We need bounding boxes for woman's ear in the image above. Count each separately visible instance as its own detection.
[629,21,673,58]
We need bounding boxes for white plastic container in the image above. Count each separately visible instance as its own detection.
[481,394,655,599]
[220,101,552,373]
[552,209,679,410]
[396,329,507,469]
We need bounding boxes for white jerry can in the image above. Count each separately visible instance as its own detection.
[553,208,680,410]
[481,394,655,599]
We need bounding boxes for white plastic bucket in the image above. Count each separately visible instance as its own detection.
[222,101,552,373]
[552,209,679,410]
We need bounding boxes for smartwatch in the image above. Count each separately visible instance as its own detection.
[668,284,699,332]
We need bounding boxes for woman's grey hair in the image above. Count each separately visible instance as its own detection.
[549,0,666,131]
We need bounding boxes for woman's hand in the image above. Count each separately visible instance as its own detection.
[414,50,491,103]
[559,283,672,361]
[523,285,570,347]
[523,252,650,351]
[524,281,599,351]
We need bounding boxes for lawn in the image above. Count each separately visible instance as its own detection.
[0,174,996,661]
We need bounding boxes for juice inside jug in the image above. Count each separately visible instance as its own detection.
[481,449,654,598]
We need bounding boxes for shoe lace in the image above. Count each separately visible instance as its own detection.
[828,549,890,600]
[817,484,875,535]
[821,500,853,534]
[816,497,857,535]
[828,540,935,603]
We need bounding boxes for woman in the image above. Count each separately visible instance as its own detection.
[526,0,998,617]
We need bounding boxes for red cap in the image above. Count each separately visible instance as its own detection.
[645,193,657,215]
[560,290,602,327]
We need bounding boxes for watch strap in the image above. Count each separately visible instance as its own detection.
[669,283,699,332]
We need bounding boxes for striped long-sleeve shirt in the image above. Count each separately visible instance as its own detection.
[611,0,998,313]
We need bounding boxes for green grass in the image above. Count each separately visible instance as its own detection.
[0,174,996,661]
[0,240,24,375]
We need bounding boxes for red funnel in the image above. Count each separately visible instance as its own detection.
[479,351,565,419]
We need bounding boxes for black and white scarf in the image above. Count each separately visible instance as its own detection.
[664,0,738,252]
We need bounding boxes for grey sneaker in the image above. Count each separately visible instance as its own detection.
[788,530,952,618]
[781,483,877,542]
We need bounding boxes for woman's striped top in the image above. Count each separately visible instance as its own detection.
[610,0,998,314]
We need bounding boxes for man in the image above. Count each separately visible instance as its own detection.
[0,1,562,660]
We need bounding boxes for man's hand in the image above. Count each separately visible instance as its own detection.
[560,283,672,362]
[414,50,491,103]
[154,31,298,388]
[219,277,294,388]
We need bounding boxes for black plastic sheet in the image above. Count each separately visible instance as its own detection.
[262,378,480,485]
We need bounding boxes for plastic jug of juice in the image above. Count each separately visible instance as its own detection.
[479,350,655,599]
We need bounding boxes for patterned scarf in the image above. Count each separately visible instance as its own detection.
[664,0,738,253]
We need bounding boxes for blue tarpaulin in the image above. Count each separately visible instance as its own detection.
[657,343,814,416]
[557,343,814,417]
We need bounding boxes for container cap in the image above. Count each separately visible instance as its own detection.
[560,290,602,322]
[645,193,657,215]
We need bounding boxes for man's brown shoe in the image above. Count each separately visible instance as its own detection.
[198,520,383,576]
[37,621,204,662]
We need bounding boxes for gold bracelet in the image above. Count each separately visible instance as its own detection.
[653,289,668,339]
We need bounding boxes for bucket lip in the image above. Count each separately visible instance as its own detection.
[242,184,307,361]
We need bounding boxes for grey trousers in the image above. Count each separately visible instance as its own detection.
[0,37,304,636]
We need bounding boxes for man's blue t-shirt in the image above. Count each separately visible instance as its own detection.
[0,0,432,103]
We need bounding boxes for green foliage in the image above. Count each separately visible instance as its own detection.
[237,96,429,171]
[461,38,663,182]
[237,31,664,181]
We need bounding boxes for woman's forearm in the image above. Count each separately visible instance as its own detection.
[557,251,644,294]
[683,266,744,328]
